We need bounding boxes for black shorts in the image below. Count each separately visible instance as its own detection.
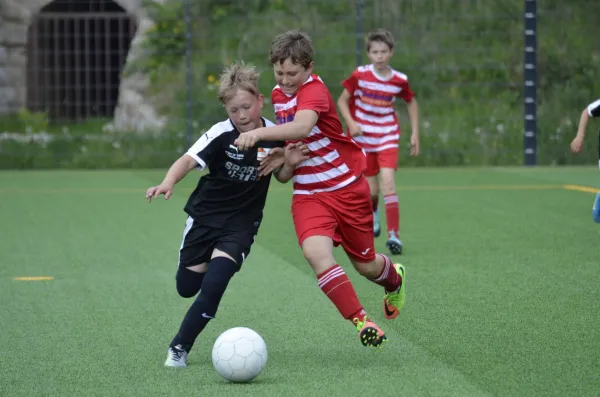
[178,216,255,268]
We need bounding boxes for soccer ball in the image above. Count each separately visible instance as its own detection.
[211,327,268,383]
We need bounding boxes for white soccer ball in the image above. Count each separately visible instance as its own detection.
[211,327,268,383]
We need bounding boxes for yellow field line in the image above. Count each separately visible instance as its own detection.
[13,276,54,281]
[562,184,600,194]
[0,184,597,194]
[0,188,144,194]
[396,184,562,191]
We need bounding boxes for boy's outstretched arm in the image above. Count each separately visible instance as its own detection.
[274,162,295,183]
[146,155,198,202]
[406,98,420,156]
[234,110,317,150]
[337,89,362,137]
[571,108,590,154]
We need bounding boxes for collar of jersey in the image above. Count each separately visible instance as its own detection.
[369,64,394,82]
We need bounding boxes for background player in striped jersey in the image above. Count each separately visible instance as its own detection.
[337,29,420,255]
[235,30,406,348]
[570,98,600,222]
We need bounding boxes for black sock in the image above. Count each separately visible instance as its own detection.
[176,267,206,298]
[170,256,239,352]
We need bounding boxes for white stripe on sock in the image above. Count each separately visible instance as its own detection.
[318,266,345,288]
[384,194,399,204]
[374,254,391,282]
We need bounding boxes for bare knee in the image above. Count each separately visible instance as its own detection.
[302,236,336,275]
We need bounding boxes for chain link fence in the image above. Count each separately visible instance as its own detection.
[0,0,598,168]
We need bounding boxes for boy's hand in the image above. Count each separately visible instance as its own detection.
[146,182,174,203]
[410,134,420,156]
[348,121,362,137]
[258,147,285,178]
[570,136,584,153]
[234,130,262,151]
[285,142,310,167]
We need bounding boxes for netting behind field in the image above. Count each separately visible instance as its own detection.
[1,0,599,168]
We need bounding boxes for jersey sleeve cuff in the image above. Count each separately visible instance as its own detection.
[185,152,206,170]
[587,99,600,117]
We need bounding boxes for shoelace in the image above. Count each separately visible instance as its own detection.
[170,348,184,361]
[352,316,369,331]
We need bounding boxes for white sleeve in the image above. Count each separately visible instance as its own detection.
[587,99,600,117]
[185,122,229,170]
[185,135,210,170]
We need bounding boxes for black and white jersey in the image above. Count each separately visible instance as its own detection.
[587,99,600,117]
[183,118,284,233]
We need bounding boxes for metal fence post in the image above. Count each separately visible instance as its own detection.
[523,0,537,166]
[355,0,363,67]
[184,0,192,149]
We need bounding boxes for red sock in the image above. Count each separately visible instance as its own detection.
[371,254,402,292]
[384,193,400,235]
[317,265,366,321]
[371,195,379,212]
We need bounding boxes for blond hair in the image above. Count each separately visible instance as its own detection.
[217,62,260,104]
[269,30,314,69]
[365,29,395,51]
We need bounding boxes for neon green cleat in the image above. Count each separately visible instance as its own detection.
[353,316,387,348]
[383,264,406,319]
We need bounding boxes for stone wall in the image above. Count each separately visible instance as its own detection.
[0,0,31,115]
[0,0,165,132]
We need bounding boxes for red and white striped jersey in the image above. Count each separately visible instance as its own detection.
[341,64,415,152]
[272,74,366,195]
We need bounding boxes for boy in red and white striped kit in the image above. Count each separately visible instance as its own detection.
[235,30,406,348]
[338,29,420,255]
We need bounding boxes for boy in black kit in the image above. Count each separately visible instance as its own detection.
[145,62,307,367]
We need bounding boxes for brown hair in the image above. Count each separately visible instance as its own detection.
[217,62,260,104]
[365,29,395,52]
[269,30,314,69]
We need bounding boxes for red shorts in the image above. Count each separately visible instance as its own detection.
[291,177,376,263]
[364,148,398,177]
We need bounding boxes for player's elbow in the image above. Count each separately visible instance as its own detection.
[293,110,319,138]
[294,121,314,138]
[274,173,292,184]
[274,166,294,183]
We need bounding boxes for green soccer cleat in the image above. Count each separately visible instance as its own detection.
[383,264,406,319]
[353,316,387,348]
